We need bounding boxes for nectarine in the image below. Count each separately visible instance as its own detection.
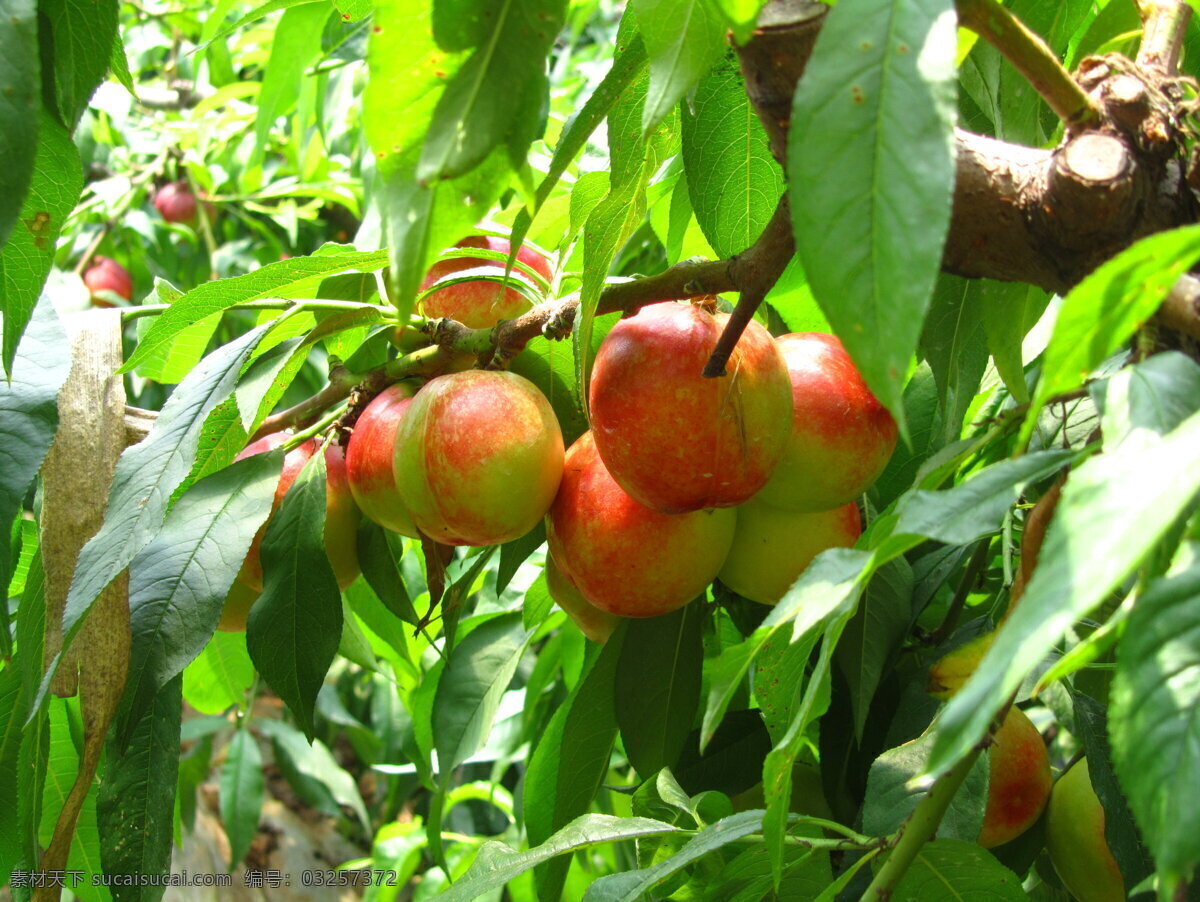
[588,301,792,514]
[231,432,361,594]
[393,370,564,545]
[760,333,897,512]
[420,236,552,329]
[1047,758,1124,902]
[546,431,736,617]
[717,496,860,605]
[346,382,420,537]
[83,256,132,306]
[545,553,619,643]
[978,707,1052,849]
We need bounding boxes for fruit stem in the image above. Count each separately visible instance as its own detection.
[955,0,1101,132]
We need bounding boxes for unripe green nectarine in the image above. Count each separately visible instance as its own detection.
[393,370,564,545]
[717,496,860,605]
[588,301,793,514]
[1047,758,1124,902]
[760,333,897,512]
[546,431,736,617]
[346,382,420,537]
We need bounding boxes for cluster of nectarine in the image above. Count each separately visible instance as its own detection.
[218,236,900,647]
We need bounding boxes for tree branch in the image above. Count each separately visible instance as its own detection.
[956,0,1101,131]
[1137,0,1192,73]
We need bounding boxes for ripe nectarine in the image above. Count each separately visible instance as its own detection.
[978,707,1052,849]
[546,431,736,617]
[420,236,552,328]
[589,301,792,514]
[393,370,564,545]
[83,256,132,306]
[346,382,420,537]
[761,333,897,512]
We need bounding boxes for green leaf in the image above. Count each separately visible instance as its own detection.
[631,0,726,134]
[508,35,648,253]
[246,449,343,739]
[981,281,1049,404]
[97,676,181,902]
[836,557,913,740]
[0,667,25,881]
[1111,542,1200,883]
[181,631,254,715]
[1021,224,1200,447]
[435,612,533,774]
[39,0,119,127]
[0,297,68,572]
[0,111,82,375]
[584,811,766,901]
[1095,351,1200,452]
[616,603,703,776]
[109,29,134,95]
[892,839,1028,900]
[54,325,271,687]
[219,729,265,869]
[416,0,565,183]
[0,0,39,251]
[429,814,680,902]
[929,407,1200,776]
[753,629,819,745]
[121,453,282,745]
[892,450,1075,546]
[863,722,988,841]
[525,629,625,901]
[120,250,386,376]
[702,549,872,750]
[522,569,554,630]
[39,698,111,901]
[252,2,329,164]
[763,258,832,334]
[680,51,783,258]
[356,522,420,626]
[257,718,369,829]
[497,521,545,595]
[788,0,958,438]
[920,275,990,445]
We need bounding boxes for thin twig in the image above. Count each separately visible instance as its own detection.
[858,741,986,900]
[703,196,795,377]
[928,538,994,646]
[955,0,1102,132]
[1137,0,1192,73]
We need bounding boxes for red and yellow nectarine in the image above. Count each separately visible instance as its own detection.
[978,707,1052,849]
[761,333,897,512]
[588,301,792,514]
[547,431,736,617]
[420,236,552,329]
[346,382,420,537]
[83,256,133,306]
[545,553,619,643]
[393,370,564,546]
